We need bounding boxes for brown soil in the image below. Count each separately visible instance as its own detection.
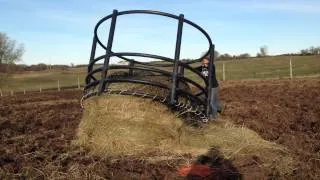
[220,79,320,179]
[0,78,319,179]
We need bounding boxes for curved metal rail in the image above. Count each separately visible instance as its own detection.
[84,9,220,120]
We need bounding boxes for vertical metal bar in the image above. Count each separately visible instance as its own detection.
[177,66,184,89]
[98,9,118,95]
[86,35,98,85]
[170,14,184,105]
[206,44,219,116]
[178,66,184,76]
[128,60,134,76]
[88,35,97,73]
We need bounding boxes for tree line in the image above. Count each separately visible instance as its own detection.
[0,32,319,68]
[213,45,268,61]
[300,46,320,56]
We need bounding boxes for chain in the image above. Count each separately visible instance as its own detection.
[81,88,209,123]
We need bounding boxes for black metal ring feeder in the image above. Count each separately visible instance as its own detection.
[83,9,220,122]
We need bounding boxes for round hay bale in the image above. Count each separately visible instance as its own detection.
[76,95,185,156]
[76,72,295,177]
[75,96,294,177]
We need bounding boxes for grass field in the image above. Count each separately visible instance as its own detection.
[0,55,319,92]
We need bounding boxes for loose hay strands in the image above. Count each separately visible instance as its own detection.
[75,95,295,177]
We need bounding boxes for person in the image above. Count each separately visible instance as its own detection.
[196,56,223,119]
[201,57,209,77]
[195,56,209,77]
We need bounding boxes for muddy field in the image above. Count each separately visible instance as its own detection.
[0,78,319,179]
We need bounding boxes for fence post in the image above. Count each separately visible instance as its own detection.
[24,89,26,95]
[10,90,13,96]
[0,89,2,97]
[77,76,80,89]
[222,62,226,81]
[289,58,293,79]
[39,85,42,93]
[58,80,60,92]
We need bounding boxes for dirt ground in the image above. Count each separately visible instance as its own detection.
[220,79,320,179]
[0,78,319,179]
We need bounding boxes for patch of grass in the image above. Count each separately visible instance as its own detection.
[186,55,320,82]
[0,71,86,91]
[1,55,319,92]
[75,95,295,176]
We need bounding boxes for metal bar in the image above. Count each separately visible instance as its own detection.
[170,14,184,105]
[206,44,215,116]
[88,35,97,73]
[111,65,207,95]
[128,60,134,76]
[93,10,214,64]
[86,36,98,85]
[98,9,118,95]
[84,65,207,97]
[211,46,219,88]
[89,53,208,85]
[101,79,206,106]
[177,65,184,90]
[178,66,184,76]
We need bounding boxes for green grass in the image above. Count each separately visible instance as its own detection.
[185,55,320,82]
[214,56,320,80]
[0,55,319,92]
[0,71,87,91]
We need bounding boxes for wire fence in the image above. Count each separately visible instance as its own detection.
[0,56,319,97]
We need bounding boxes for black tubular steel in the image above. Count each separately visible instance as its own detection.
[93,10,212,63]
[206,44,215,115]
[98,10,118,94]
[88,52,208,86]
[88,36,97,73]
[106,65,207,96]
[128,61,134,76]
[170,14,184,105]
[84,9,220,121]
[84,65,207,98]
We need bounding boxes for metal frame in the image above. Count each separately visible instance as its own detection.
[84,9,220,119]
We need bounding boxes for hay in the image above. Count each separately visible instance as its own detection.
[75,95,295,176]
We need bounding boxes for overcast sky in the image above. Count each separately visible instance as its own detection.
[1,0,319,65]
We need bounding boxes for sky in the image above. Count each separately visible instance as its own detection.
[0,0,319,65]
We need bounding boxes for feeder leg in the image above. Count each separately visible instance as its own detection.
[209,87,223,119]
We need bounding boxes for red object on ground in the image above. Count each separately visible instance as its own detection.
[178,164,213,177]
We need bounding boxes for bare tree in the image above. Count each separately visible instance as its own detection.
[259,45,268,57]
[317,47,320,55]
[0,32,25,64]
